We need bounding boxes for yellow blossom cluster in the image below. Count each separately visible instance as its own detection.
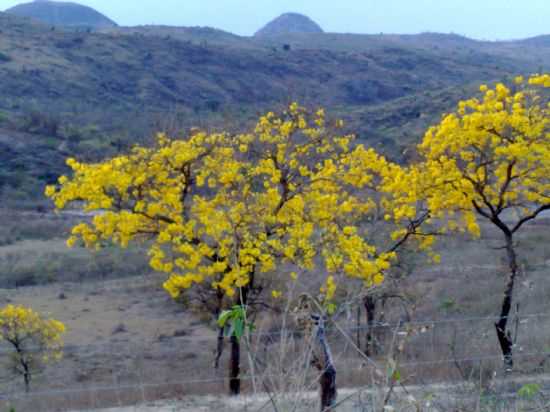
[417,74,550,235]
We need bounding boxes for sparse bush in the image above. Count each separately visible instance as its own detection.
[0,111,8,124]
[18,110,60,136]
[0,52,12,63]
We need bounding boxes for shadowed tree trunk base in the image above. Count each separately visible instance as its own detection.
[364,295,377,357]
[495,321,513,371]
[312,315,337,411]
[319,364,337,411]
[229,335,240,395]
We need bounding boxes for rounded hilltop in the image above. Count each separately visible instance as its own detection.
[255,12,324,37]
[4,0,117,29]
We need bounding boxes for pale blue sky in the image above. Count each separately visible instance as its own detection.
[1,0,549,40]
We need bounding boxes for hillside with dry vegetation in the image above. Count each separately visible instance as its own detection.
[1,11,550,204]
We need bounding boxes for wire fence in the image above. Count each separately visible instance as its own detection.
[1,311,549,355]
[3,350,550,398]
[1,310,550,411]
[2,366,550,412]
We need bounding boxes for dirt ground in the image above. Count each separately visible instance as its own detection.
[0,274,205,347]
[69,378,550,412]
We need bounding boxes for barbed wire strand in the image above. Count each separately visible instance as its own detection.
[1,311,549,356]
[3,350,550,402]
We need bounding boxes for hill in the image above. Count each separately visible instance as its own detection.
[5,0,117,29]
[100,25,256,49]
[520,34,550,47]
[1,12,550,205]
[255,12,323,37]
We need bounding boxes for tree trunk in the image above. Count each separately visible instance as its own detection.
[22,359,30,392]
[24,372,30,392]
[214,289,225,369]
[319,363,337,412]
[214,325,224,369]
[227,277,252,396]
[495,233,518,371]
[364,295,377,356]
[229,334,241,395]
[14,342,31,392]
[315,316,337,411]
[356,305,361,349]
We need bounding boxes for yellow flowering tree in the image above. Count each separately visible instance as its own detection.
[45,104,423,399]
[336,147,437,355]
[0,304,66,392]
[417,74,550,370]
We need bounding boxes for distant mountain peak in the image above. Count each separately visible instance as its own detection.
[5,1,117,29]
[254,12,324,37]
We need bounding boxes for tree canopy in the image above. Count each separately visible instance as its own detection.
[418,74,550,236]
[0,304,65,390]
[46,104,427,308]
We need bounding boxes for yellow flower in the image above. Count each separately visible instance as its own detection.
[321,276,337,300]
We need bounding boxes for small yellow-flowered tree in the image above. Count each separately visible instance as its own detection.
[46,104,424,402]
[0,304,65,392]
[417,74,550,370]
